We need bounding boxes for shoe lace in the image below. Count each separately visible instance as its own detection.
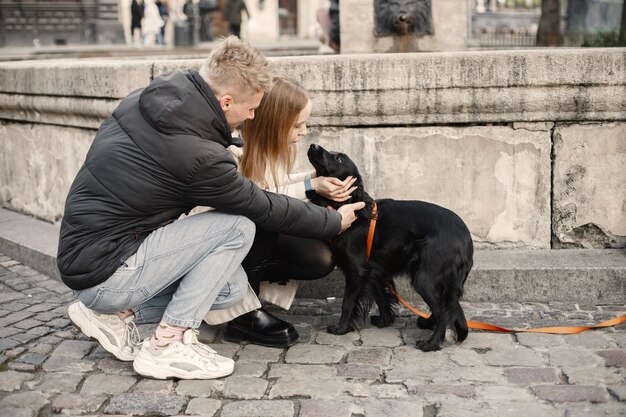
[123,320,141,351]
[182,329,218,360]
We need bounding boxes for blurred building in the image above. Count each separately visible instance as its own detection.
[0,0,327,47]
[470,0,624,48]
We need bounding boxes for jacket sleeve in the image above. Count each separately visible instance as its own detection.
[184,150,341,240]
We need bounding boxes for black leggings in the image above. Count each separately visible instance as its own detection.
[242,228,335,293]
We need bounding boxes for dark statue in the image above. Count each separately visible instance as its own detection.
[375,0,433,36]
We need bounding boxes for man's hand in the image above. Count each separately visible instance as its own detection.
[336,201,365,233]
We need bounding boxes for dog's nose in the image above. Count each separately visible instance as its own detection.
[309,144,320,151]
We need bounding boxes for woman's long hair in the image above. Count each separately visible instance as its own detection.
[240,76,309,189]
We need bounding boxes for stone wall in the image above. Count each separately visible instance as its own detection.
[0,48,625,249]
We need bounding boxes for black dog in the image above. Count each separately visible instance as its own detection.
[307,144,473,351]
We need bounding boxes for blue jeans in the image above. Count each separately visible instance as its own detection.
[74,211,255,328]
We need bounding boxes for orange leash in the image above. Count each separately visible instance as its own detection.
[388,286,626,334]
[365,202,378,261]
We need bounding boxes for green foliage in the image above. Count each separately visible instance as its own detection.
[581,31,626,47]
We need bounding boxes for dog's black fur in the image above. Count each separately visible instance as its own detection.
[307,144,473,351]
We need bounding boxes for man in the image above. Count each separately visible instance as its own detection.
[224,0,249,39]
[58,36,363,380]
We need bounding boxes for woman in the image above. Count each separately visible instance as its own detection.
[223,77,357,348]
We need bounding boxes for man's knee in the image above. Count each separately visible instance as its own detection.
[236,216,256,243]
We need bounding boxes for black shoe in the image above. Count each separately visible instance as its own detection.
[223,308,300,348]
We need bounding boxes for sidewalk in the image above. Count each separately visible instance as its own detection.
[0,252,624,417]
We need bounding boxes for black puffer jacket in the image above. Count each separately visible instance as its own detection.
[57,70,341,290]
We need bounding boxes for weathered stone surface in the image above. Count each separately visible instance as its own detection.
[133,379,174,393]
[299,400,363,417]
[565,332,613,349]
[105,393,186,415]
[0,60,152,98]
[268,364,336,380]
[236,344,283,363]
[220,400,294,417]
[336,363,382,379]
[185,397,222,416]
[532,385,609,403]
[301,125,550,249]
[0,123,93,222]
[517,333,565,348]
[0,391,49,413]
[346,347,392,365]
[360,327,403,347]
[29,372,83,393]
[553,123,626,249]
[366,384,409,399]
[0,370,34,391]
[314,330,360,347]
[449,349,487,367]
[485,347,546,367]
[597,350,626,368]
[360,399,425,417]
[223,376,268,400]
[607,384,626,401]
[51,393,108,414]
[269,378,366,399]
[284,344,346,364]
[565,404,626,417]
[176,379,223,397]
[503,367,560,384]
[561,366,623,385]
[0,408,34,417]
[442,401,560,417]
[549,348,603,367]
[408,384,476,398]
[81,374,136,395]
[50,340,94,358]
[230,361,268,377]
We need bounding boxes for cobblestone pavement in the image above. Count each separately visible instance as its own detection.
[0,253,624,417]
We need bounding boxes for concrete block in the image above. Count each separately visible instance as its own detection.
[296,125,551,248]
[0,59,153,98]
[0,122,93,222]
[553,122,626,248]
[0,208,60,280]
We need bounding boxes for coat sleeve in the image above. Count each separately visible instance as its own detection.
[184,150,341,240]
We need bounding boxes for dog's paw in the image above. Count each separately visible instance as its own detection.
[370,315,393,328]
[415,339,441,352]
[417,316,436,330]
[327,324,350,335]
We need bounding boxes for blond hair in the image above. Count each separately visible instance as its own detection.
[240,76,309,189]
[199,36,271,97]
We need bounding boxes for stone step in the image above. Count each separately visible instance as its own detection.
[1,207,624,304]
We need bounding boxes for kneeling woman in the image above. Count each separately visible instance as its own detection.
[223,77,357,347]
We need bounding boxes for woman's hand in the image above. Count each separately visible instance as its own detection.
[312,176,358,202]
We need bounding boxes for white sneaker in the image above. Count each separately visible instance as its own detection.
[67,301,140,361]
[132,328,234,380]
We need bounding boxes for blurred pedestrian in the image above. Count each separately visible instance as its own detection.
[183,0,196,44]
[131,0,144,45]
[142,0,164,46]
[198,0,218,42]
[155,0,169,45]
[224,0,249,39]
